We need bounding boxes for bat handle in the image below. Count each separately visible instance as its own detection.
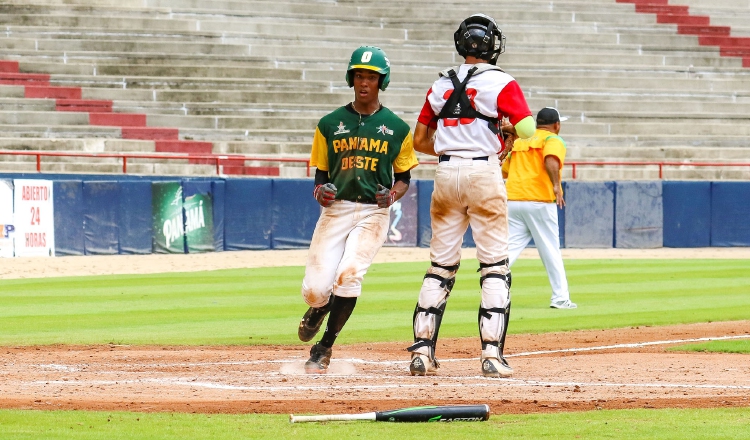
[290,413,376,423]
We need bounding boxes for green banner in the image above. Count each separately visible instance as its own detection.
[152,182,185,254]
[184,192,214,253]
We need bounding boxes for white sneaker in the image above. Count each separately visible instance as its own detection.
[550,299,577,309]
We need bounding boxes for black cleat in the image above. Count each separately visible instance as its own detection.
[409,353,440,376]
[298,303,331,342]
[304,343,332,374]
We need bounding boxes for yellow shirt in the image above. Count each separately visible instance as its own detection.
[502,129,565,203]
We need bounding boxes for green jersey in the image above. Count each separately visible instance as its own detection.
[310,104,418,203]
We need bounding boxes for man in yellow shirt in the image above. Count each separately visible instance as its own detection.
[501,107,576,309]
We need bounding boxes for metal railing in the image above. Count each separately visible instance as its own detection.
[567,161,750,179]
[0,150,312,176]
[2,150,750,179]
[419,159,750,179]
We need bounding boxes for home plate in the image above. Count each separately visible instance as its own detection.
[279,361,357,375]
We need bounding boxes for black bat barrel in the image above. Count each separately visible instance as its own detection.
[374,404,490,422]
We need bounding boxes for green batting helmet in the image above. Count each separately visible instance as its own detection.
[346,46,391,91]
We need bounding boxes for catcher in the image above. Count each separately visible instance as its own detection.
[408,14,534,377]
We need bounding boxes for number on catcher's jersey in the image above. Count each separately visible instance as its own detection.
[442,88,479,126]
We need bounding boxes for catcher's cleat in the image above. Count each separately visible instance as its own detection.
[298,303,331,342]
[304,343,332,374]
[481,356,513,378]
[409,353,440,376]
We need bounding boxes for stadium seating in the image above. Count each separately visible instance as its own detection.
[0,0,749,179]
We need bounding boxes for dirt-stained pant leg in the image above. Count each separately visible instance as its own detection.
[461,158,511,362]
[428,164,469,266]
[411,163,467,358]
[463,157,508,264]
[302,202,355,308]
[333,203,390,298]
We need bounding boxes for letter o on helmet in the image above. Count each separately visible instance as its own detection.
[454,14,506,65]
[346,46,391,91]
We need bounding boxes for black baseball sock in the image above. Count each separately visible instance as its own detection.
[306,296,333,327]
[319,295,357,348]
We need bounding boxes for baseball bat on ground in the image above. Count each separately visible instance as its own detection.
[289,404,490,423]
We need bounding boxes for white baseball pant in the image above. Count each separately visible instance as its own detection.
[507,201,570,304]
[412,156,510,359]
[302,201,389,308]
[429,156,509,266]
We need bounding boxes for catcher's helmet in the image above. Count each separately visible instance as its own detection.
[454,14,505,65]
[346,45,391,91]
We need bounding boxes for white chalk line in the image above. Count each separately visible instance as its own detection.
[30,333,750,371]
[126,333,750,368]
[27,333,750,393]
[35,377,750,392]
[340,333,750,366]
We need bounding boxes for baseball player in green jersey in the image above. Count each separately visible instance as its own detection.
[298,46,419,374]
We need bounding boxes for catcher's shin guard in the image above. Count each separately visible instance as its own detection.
[406,262,458,375]
[407,298,448,360]
[478,260,513,377]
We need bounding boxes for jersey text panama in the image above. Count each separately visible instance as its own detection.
[310,105,416,203]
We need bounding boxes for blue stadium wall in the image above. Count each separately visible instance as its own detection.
[2,173,749,255]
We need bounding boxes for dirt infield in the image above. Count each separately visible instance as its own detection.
[1,322,748,415]
[1,247,749,415]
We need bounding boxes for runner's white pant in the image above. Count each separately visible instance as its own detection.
[302,201,389,308]
[507,201,570,304]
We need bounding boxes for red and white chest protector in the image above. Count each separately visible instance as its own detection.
[418,64,530,158]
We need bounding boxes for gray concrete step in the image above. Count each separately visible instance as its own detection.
[3,46,744,71]
[0,109,610,135]
[0,31,732,58]
[676,0,750,9]
[21,68,748,94]
[0,123,122,138]
[0,0,747,180]
[10,25,700,51]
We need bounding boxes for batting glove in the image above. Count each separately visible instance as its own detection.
[375,184,396,208]
[313,183,337,207]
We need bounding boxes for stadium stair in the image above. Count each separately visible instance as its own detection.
[0,59,278,176]
[0,0,748,179]
[618,0,750,67]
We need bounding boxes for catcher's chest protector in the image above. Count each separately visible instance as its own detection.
[437,66,501,135]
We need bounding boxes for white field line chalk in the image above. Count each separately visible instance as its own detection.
[30,334,750,369]
[35,377,750,392]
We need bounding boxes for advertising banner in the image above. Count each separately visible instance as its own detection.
[182,182,215,253]
[13,179,55,257]
[0,180,14,257]
[152,181,185,254]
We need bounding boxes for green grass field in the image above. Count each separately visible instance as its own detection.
[1,258,749,439]
[669,339,750,354]
[1,259,749,345]
[1,408,750,440]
